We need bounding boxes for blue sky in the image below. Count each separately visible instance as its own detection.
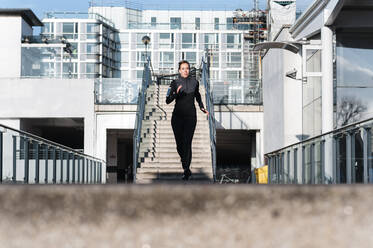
[1,0,314,20]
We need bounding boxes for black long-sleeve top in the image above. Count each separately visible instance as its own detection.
[166,76,205,117]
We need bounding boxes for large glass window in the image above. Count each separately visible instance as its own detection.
[336,31,373,128]
[159,33,174,49]
[303,76,322,138]
[151,17,156,27]
[226,18,233,30]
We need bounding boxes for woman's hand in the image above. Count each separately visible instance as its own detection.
[177,85,182,93]
[200,107,209,116]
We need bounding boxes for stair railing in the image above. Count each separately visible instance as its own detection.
[201,58,217,181]
[133,58,152,182]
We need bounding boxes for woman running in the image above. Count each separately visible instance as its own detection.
[166,60,209,180]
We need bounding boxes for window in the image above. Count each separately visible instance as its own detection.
[226,18,233,30]
[159,33,174,48]
[204,33,219,49]
[42,22,54,33]
[63,23,74,33]
[160,52,174,69]
[151,17,156,27]
[195,17,200,30]
[182,33,196,49]
[226,34,241,49]
[214,18,219,30]
[226,52,241,67]
[182,52,196,66]
[87,23,98,33]
[170,17,181,30]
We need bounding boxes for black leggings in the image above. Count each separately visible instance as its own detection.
[171,114,197,171]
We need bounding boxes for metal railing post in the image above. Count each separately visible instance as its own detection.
[34,141,39,184]
[66,153,70,183]
[44,145,48,183]
[13,136,17,183]
[346,133,352,184]
[60,150,64,183]
[24,138,29,184]
[52,147,56,184]
[72,154,75,184]
[78,156,81,183]
[362,128,370,183]
[82,157,86,184]
[321,140,325,184]
[294,148,298,184]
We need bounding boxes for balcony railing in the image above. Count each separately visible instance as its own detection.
[211,80,262,105]
[265,117,373,184]
[95,79,140,104]
[0,124,105,184]
[128,23,254,31]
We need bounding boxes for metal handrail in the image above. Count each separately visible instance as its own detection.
[201,58,217,181]
[133,57,152,182]
[0,124,104,184]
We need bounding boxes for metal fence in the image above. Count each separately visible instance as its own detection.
[0,124,105,184]
[265,117,373,184]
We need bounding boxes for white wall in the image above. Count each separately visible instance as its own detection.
[0,16,22,78]
[0,78,95,155]
[263,47,284,154]
[95,112,136,161]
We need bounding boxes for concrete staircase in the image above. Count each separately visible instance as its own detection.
[136,84,213,183]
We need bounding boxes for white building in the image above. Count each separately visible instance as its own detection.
[261,0,373,184]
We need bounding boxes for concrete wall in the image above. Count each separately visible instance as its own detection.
[0,78,95,155]
[0,16,21,78]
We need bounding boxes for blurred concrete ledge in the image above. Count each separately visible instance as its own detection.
[0,185,372,248]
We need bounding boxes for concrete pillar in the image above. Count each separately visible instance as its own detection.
[321,26,333,133]
[321,25,334,182]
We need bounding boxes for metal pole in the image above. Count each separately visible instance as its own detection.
[77,156,81,183]
[94,161,97,184]
[24,138,29,184]
[60,150,64,183]
[13,136,17,183]
[311,143,315,184]
[72,154,75,184]
[346,133,352,184]
[66,153,70,183]
[351,132,356,183]
[34,141,39,184]
[294,148,298,184]
[52,147,56,184]
[82,157,85,184]
[302,146,305,184]
[321,140,325,184]
[44,145,48,183]
[363,128,369,183]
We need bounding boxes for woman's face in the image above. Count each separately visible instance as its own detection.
[179,63,190,78]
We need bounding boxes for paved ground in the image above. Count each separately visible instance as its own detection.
[0,184,373,247]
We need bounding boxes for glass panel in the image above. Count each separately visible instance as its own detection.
[170,17,181,29]
[336,31,373,128]
[306,49,321,72]
[303,76,322,138]
[315,142,322,184]
[337,136,347,183]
